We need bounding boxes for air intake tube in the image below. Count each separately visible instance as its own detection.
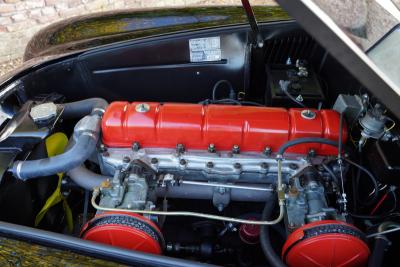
[10,98,107,180]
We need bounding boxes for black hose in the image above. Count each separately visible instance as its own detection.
[344,158,379,206]
[212,80,235,100]
[277,137,338,156]
[12,133,98,180]
[321,163,338,183]
[368,236,391,267]
[60,98,108,119]
[11,98,108,180]
[260,194,287,267]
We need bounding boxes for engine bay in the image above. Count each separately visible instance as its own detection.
[0,20,399,267]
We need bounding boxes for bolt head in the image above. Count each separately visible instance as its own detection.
[179,159,187,165]
[261,162,268,169]
[123,156,131,163]
[232,145,240,154]
[208,143,216,153]
[263,146,272,155]
[206,161,214,168]
[234,163,241,169]
[132,142,140,151]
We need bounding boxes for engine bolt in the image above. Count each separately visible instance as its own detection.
[151,158,158,164]
[234,163,241,169]
[208,143,216,153]
[232,145,240,154]
[123,156,131,163]
[131,141,140,152]
[261,162,268,169]
[176,143,185,154]
[263,146,272,156]
[99,144,107,153]
[206,161,214,168]
[179,159,187,166]
[308,149,316,158]
[289,163,298,170]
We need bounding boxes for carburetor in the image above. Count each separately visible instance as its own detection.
[285,169,345,232]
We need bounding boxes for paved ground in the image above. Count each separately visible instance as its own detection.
[0,58,22,77]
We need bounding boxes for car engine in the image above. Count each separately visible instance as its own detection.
[0,23,399,266]
[3,93,377,266]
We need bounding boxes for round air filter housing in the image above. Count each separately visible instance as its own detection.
[282,220,370,267]
[81,212,164,254]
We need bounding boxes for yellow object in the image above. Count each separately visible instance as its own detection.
[35,133,73,232]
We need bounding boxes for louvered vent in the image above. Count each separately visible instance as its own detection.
[264,35,317,64]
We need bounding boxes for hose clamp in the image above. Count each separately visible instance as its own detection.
[93,108,106,115]
[15,161,23,180]
[81,132,97,139]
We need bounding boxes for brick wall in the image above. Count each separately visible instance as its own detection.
[0,0,275,63]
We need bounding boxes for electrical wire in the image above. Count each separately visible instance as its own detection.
[345,157,380,206]
[278,80,306,108]
[367,226,400,238]
[370,192,389,216]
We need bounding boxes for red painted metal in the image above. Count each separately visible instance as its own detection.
[282,220,370,267]
[81,212,162,254]
[102,102,347,155]
[239,218,261,244]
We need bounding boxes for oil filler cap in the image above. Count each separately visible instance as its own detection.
[282,220,370,267]
[81,212,164,254]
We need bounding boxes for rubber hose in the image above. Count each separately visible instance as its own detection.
[277,137,338,156]
[368,236,391,267]
[60,98,108,119]
[344,158,379,206]
[260,194,287,267]
[12,133,98,180]
[67,165,109,190]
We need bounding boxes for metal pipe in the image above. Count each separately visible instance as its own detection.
[91,188,284,225]
[180,180,273,192]
[155,183,272,202]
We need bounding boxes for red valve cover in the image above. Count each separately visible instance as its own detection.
[102,102,347,155]
[282,220,370,267]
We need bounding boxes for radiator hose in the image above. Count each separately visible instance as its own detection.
[10,98,108,180]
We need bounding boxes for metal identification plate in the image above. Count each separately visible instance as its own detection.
[189,36,221,62]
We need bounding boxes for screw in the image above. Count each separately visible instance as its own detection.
[132,141,140,151]
[151,158,158,164]
[179,159,187,166]
[261,162,268,169]
[206,161,214,168]
[263,146,272,156]
[217,204,224,212]
[208,143,216,153]
[99,144,107,153]
[123,156,131,163]
[176,143,185,154]
[289,163,298,170]
[232,145,240,154]
[233,163,241,169]
[308,149,316,157]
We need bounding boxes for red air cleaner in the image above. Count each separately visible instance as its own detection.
[282,220,370,267]
[102,102,346,155]
[81,212,164,254]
